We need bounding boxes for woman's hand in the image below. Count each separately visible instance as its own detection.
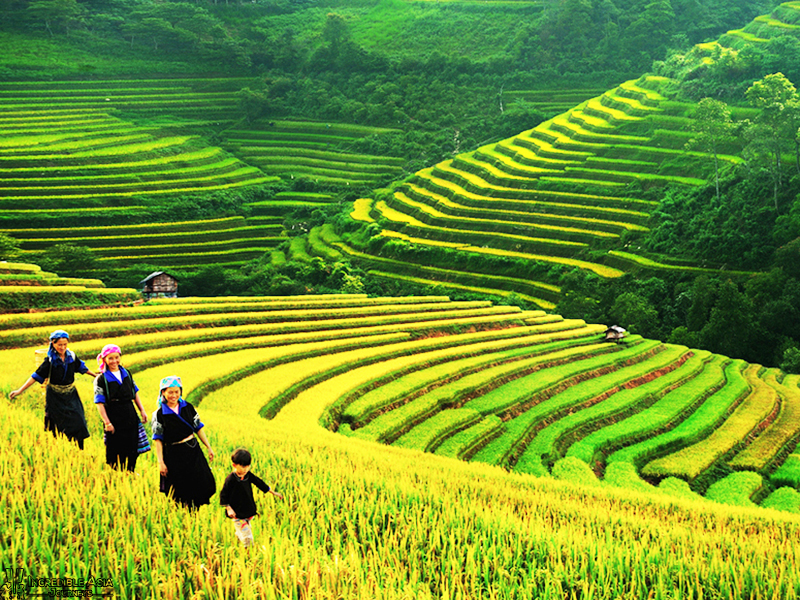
[158,460,168,476]
[9,389,20,400]
[140,413,147,424]
[226,506,236,518]
[207,447,215,461]
[104,422,115,434]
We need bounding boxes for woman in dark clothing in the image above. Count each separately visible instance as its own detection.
[94,344,148,471]
[9,330,95,449]
[152,376,216,509]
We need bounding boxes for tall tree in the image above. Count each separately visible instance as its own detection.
[745,73,798,212]
[26,0,84,36]
[686,98,737,206]
[626,0,675,61]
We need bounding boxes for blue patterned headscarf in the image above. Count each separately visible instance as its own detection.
[47,330,71,363]
[158,376,183,405]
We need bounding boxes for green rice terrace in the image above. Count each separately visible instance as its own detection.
[343,72,761,309]
[0,79,405,270]
[0,261,139,311]
[2,293,798,512]
[219,120,405,187]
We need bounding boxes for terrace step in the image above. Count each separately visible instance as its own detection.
[641,364,777,480]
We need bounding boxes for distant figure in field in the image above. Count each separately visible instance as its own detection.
[94,344,148,472]
[220,447,283,549]
[151,376,216,509]
[9,329,95,449]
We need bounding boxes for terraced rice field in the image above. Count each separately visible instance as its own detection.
[0,79,403,270]
[0,79,286,269]
[719,2,800,46]
[504,88,608,114]
[0,77,251,120]
[2,294,798,512]
[343,71,757,305]
[0,261,139,310]
[220,120,405,187]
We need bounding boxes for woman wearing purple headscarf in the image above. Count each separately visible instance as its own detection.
[94,344,147,472]
[9,330,96,449]
[152,376,216,509]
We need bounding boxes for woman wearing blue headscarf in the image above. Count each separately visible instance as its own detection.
[152,376,216,509]
[9,330,96,449]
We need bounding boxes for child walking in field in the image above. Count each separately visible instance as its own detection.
[220,448,283,548]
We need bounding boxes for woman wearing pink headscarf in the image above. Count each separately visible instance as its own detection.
[93,344,147,471]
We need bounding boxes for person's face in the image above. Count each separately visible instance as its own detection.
[52,338,68,356]
[232,463,250,479]
[162,387,181,405]
[104,352,121,371]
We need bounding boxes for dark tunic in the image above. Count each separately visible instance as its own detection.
[94,367,140,471]
[152,400,215,508]
[32,351,90,443]
[220,472,271,520]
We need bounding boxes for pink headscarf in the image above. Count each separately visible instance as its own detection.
[96,344,122,372]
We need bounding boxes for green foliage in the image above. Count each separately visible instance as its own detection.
[781,346,800,373]
[0,233,20,261]
[686,98,738,203]
[30,243,99,277]
[556,267,800,368]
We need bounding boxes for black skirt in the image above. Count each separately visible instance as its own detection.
[160,438,216,508]
[45,386,89,442]
[104,401,139,468]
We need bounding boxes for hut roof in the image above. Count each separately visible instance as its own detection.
[138,271,178,285]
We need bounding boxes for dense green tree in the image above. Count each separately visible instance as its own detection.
[698,279,754,360]
[609,292,661,338]
[626,0,675,60]
[26,0,85,36]
[686,98,737,205]
[32,244,98,277]
[774,236,800,277]
[781,346,800,373]
[0,233,20,261]
[745,73,799,211]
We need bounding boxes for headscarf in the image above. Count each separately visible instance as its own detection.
[49,330,69,341]
[96,344,122,373]
[47,330,71,363]
[158,376,183,406]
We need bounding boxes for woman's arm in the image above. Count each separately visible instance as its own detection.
[133,392,147,423]
[9,377,37,400]
[195,428,215,461]
[96,403,114,434]
[154,439,167,476]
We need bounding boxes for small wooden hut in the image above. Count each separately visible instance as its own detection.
[604,325,627,343]
[139,271,178,300]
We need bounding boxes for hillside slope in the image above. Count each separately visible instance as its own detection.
[1,293,799,597]
[1,295,798,509]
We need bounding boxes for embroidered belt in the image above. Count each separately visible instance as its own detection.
[47,383,75,394]
[170,434,195,446]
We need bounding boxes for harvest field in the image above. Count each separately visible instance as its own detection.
[2,295,800,598]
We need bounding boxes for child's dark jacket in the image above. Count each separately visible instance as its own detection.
[219,472,271,519]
